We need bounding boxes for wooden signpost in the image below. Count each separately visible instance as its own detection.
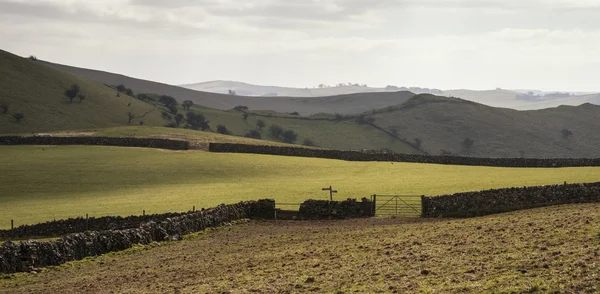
[322,186,338,201]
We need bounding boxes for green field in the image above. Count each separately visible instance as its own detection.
[1,145,600,229]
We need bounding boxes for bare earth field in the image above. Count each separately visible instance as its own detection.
[2,203,599,293]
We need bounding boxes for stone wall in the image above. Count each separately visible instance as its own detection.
[208,143,600,167]
[0,199,275,275]
[298,198,374,219]
[0,136,189,150]
[421,182,600,217]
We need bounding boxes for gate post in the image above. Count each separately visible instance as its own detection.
[372,194,377,216]
[420,195,426,217]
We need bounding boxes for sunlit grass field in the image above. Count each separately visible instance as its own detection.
[1,145,600,229]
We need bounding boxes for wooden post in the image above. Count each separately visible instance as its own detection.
[143,210,145,216]
[395,197,398,215]
[193,206,196,212]
[372,195,377,216]
[85,214,89,231]
[11,219,14,238]
[322,186,338,201]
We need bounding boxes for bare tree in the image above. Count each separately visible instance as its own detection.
[256,119,265,130]
[127,109,154,124]
[13,113,24,122]
[561,128,573,139]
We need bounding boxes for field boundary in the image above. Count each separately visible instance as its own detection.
[422,181,600,217]
[208,143,600,167]
[0,136,189,150]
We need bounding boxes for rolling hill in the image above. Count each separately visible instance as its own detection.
[0,50,168,134]
[443,89,600,110]
[40,60,414,115]
[366,95,600,158]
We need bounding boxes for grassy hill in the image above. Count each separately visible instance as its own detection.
[41,60,415,115]
[0,50,167,134]
[1,145,599,228]
[3,202,600,292]
[365,95,600,158]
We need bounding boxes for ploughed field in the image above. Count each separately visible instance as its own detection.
[1,203,599,293]
[2,145,600,229]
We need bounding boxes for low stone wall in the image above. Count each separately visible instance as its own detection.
[422,182,600,218]
[208,143,600,167]
[0,199,275,275]
[298,198,374,219]
[0,136,189,150]
[0,213,186,240]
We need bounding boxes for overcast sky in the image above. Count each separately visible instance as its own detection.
[1,0,599,91]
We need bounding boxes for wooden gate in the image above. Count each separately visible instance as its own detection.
[371,194,422,216]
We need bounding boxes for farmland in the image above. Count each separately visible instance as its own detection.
[2,145,600,229]
[2,203,599,293]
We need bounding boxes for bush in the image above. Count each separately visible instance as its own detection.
[186,112,210,131]
[269,124,284,138]
[13,113,24,122]
[174,113,184,127]
[303,138,315,146]
[561,128,573,139]
[246,130,262,139]
[159,95,177,108]
[64,84,80,104]
[233,105,248,111]
[281,130,298,143]
[182,100,194,110]
[0,103,8,114]
[78,94,86,103]
[256,120,265,130]
[216,125,231,135]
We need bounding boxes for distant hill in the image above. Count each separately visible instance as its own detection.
[366,95,600,158]
[0,50,167,134]
[40,61,414,115]
[181,80,442,97]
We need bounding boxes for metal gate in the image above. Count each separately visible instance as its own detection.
[371,194,422,216]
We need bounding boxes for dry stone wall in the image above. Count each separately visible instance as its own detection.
[208,143,600,167]
[0,199,275,275]
[298,198,374,219]
[0,136,189,150]
[421,182,600,217]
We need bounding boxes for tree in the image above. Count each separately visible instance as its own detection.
[228,89,237,95]
[303,138,315,146]
[28,55,37,61]
[182,100,194,110]
[246,130,262,139]
[186,112,210,131]
[269,124,284,138]
[78,94,86,103]
[159,95,177,108]
[168,105,178,115]
[463,137,474,150]
[216,125,230,135]
[139,121,145,126]
[256,119,265,130]
[561,128,573,139]
[0,103,8,114]
[243,112,248,120]
[127,109,153,124]
[174,113,184,127]
[13,113,24,122]
[64,84,80,104]
[289,111,299,116]
[281,130,298,143]
[161,111,172,120]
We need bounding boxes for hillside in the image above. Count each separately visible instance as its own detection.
[40,60,414,115]
[443,89,600,110]
[0,50,167,134]
[367,95,600,158]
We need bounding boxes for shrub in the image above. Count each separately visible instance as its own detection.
[216,125,230,135]
[463,137,474,149]
[174,113,184,126]
[186,112,210,131]
[303,138,315,146]
[269,124,284,138]
[281,130,298,143]
[182,100,194,110]
[256,119,265,130]
[561,128,573,139]
[159,95,177,108]
[233,105,248,111]
[0,103,8,114]
[13,113,24,122]
[78,94,86,103]
[246,130,262,139]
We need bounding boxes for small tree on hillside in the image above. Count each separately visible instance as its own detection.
[561,128,573,139]
[78,94,86,103]
[233,105,248,111]
[246,130,262,139]
[174,113,184,127]
[13,113,24,122]
[243,112,248,120]
[0,103,8,114]
[303,138,315,146]
[216,125,231,135]
[281,130,298,143]
[182,100,194,110]
[64,84,80,104]
[159,95,177,108]
[256,119,265,130]
[269,124,284,138]
[186,112,210,131]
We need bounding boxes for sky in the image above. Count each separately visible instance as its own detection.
[1,0,600,92]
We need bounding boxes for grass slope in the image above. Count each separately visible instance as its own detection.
[0,50,167,134]
[41,59,415,115]
[1,145,599,228]
[2,203,599,293]
[368,95,600,158]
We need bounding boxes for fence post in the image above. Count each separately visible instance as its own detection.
[395,197,398,215]
[11,219,14,238]
[372,195,377,216]
[85,214,89,231]
[143,209,145,216]
[193,206,196,212]
[420,195,426,218]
